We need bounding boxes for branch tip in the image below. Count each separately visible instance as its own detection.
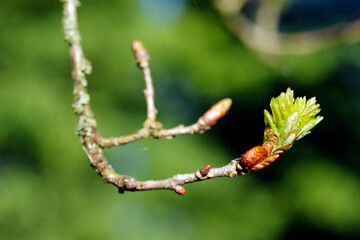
[202,98,232,126]
[132,40,149,68]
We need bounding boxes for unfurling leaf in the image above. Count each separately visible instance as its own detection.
[264,88,323,148]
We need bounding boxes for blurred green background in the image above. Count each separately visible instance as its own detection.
[1,0,360,239]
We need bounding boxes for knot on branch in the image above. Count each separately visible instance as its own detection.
[76,116,96,137]
[124,177,140,190]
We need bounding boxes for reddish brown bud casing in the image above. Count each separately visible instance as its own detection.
[202,98,232,126]
[250,154,280,171]
[239,146,270,171]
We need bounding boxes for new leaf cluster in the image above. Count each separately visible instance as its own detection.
[264,88,323,149]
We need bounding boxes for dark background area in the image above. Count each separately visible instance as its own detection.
[0,0,359,239]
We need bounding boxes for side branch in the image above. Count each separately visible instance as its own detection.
[100,98,232,147]
[123,161,240,195]
[132,40,157,122]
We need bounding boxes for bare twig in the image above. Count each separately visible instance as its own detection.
[100,98,232,147]
[122,161,240,195]
[62,0,245,195]
[132,40,157,122]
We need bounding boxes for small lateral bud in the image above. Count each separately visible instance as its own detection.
[199,164,211,177]
[131,40,149,68]
[174,186,186,196]
[202,98,232,126]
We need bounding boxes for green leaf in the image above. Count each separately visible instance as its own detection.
[264,109,276,133]
[264,88,323,149]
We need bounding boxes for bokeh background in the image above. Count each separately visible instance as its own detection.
[1,0,360,239]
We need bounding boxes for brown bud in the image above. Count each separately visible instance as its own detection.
[174,186,186,196]
[239,146,270,171]
[199,165,211,177]
[201,98,232,126]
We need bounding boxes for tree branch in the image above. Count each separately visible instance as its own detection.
[62,0,240,195]
[62,0,322,196]
[63,0,125,190]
